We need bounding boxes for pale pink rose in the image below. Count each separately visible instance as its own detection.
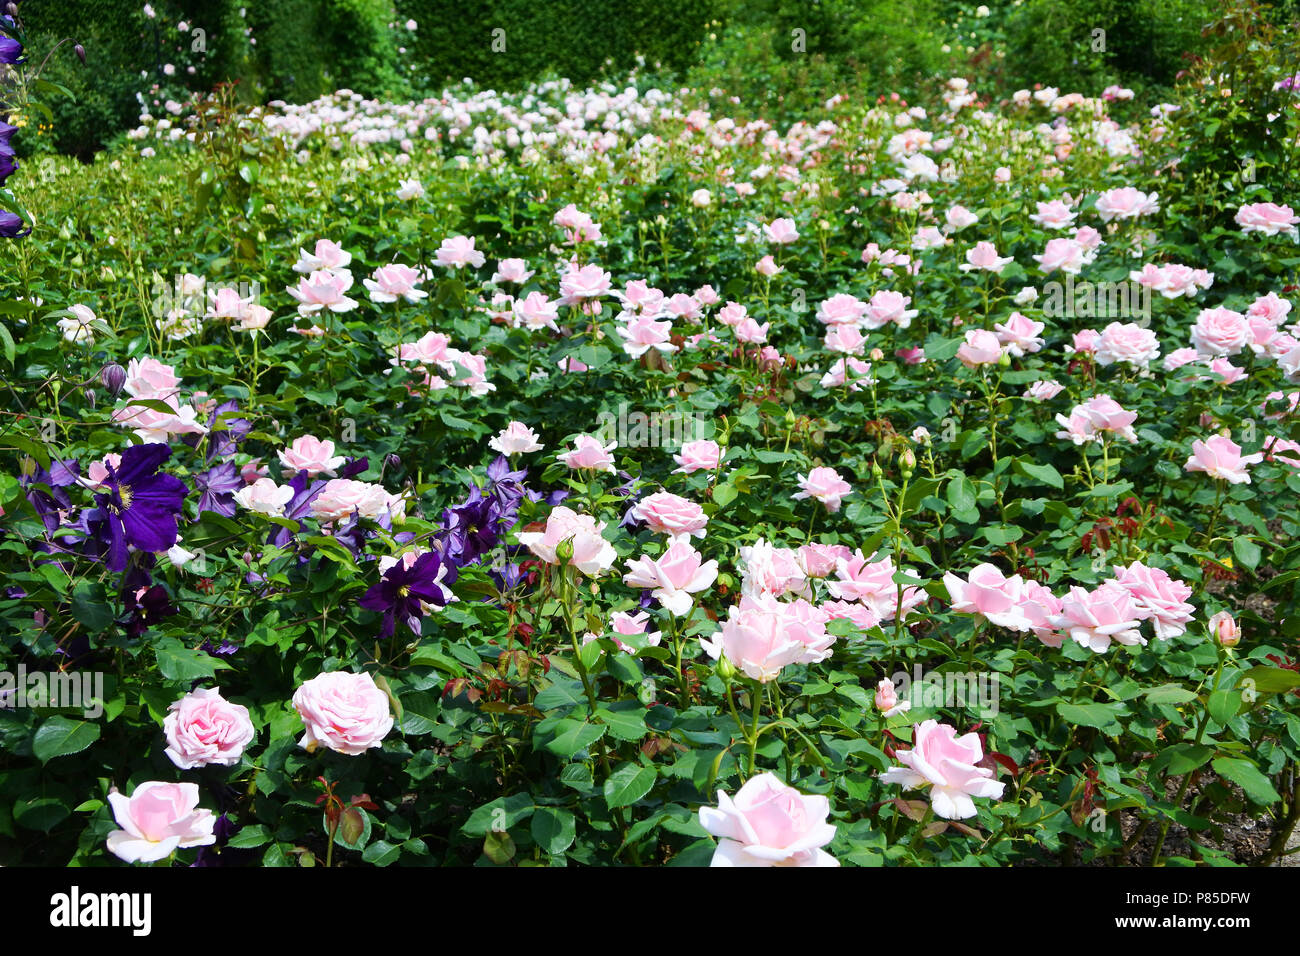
[673,439,722,474]
[783,598,835,662]
[1208,610,1241,648]
[1235,201,1299,238]
[828,550,925,622]
[163,687,256,769]
[1281,343,1300,381]
[793,466,852,513]
[1072,225,1105,251]
[820,599,881,631]
[1204,357,1246,384]
[1247,291,1291,326]
[85,453,123,488]
[618,315,678,357]
[1095,186,1159,222]
[557,263,613,309]
[511,291,559,332]
[623,539,719,615]
[763,217,799,244]
[1055,394,1138,444]
[293,239,352,273]
[397,330,452,366]
[691,188,712,208]
[1067,328,1101,356]
[993,312,1046,357]
[123,357,181,398]
[112,393,208,443]
[279,435,346,477]
[820,356,875,390]
[557,356,589,373]
[911,226,948,251]
[1264,435,1300,469]
[632,491,709,538]
[1029,199,1077,230]
[106,782,217,863]
[665,293,702,322]
[695,285,720,306]
[879,719,1005,819]
[1163,347,1200,371]
[515,506,617,576]
[1095,321,1160,367]
[490,421,544,456]
[1033,237,1089,274]
[205,286,254,322]
[433,235,485,269]
[587,611,663,653]
[863,290,917,329]
[292,671,393,755]
[1021,579,1065,647]
[698,593,814,682]
[816,293,868,327]
[1110,561,1195,639]
[1023,379,1064,401]
[364,264,427,304]
[491,258,534,285]
[233,477,294,516]
[1190,307,1251,356]
[896,347,926,364]
[797,543,852,579]
[945,204,979,231]
[310,479,401,523]
[698,772,838,867]
[956,329,1003,368]
[994,166,1011,183]
[616,280,666,314]
[1184,435,1263,484]
[1262,390,1300,418]
[557,434,617,473]
[755,255,783,277]
[287,269,359,316]
[824,324,866,354]
[959,241,1013,274]
[738,538,811,599]
[238,304,273,331]
[716,302,749,327]
[943,564,1032,631]
[733,317,770,343]
[240,458,269,483]
[1052,582,1145,652]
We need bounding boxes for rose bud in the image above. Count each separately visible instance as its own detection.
[899,448,916,478]
[1209,610,1240,648]
[716,653,736,683]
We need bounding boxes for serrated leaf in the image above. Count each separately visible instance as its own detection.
[32,716,100,763]
[603,763,656,809]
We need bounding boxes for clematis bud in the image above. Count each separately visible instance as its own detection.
[83,387,96,409]
[384,453,401,470]
[100,362,127,397]
[74,44,86,64]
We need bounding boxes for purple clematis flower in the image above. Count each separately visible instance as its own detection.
[0,35,22,65]
[0,209,30,238]
[193,461,242,518]
[206,400,250,460]
[85,443,188,572]
[359,550,457,637]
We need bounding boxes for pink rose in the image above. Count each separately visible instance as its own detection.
[309,478,402,523]
[739,539,811,599]
[163,687,256,769]
[1190,307,1251,357]
[292,671,394,755]
[1052,582,1145,653]
[293,238,352,273]
[956,329,1003,368]
[828,550,925,622]
[699,593,816,682]
[489,421,544,456]
[1095,186,1159,222]
[279,434,346,478]
[515,506,617,576]
[106,781,217,863]
[1110,561,1195,639]
[797,543,852,579]
[123,357,181,398]
[698,773,838,867]
[1023,379,1064,401]
[1184,434,1263,484]
[943,563,1032,631]
[1163,347,1200,371]
[1030,199,1077,230]
[233,477,294,516]
[1033,237,1090,274]
[993,312,1045,357]
[631,491,709,538]
[763,217,799,244]
[1021,579,1065,647]
[879,719,1005,819]
[1209,610,1241,648]
[755,255,783,277]
[1235,202,1299,238]
[557,263,613,309]
[557,434,617,473]
[623,539,719,615]
[673,439,722,474]
[960,241,1013,274]
[617,315,677,357]
[491,258,534,285]
[1095,321,1160,367]
[287,269,359,316]
[364,264,427,304]
[433,235,486,269]
[792,466,852,512]
[816,293,868,326]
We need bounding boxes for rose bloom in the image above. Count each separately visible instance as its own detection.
[395,178,424,201]
[1095,186,1159,222]
[1190,307,1251,357]
[1024,379,1064,401]
[792,466,852,512]
[763,217,799,244]
[1235,201,1299,238]
[1066,329,1101,356]
[943,563,1032,631]
[874,678,911,717]
[1184,434,1263,484]
[618,315,678,358]
[292,671,393,756]
[824,324,866,354]
[287,269,358,316]
[959,241,1013,274]
[673,439,722,474]
[163,687,256,769]
[279,434,346,477]
[1029,199,1077,230]
[993,312,1045,356]
[106,782,217,863]
[233,477,294,516]
[828,550,926,622]
[698,773,838,867]
[632,491,709,538]
[585,610,663,653]
[699,593,826,682]
[123,356,182,399]
[1264,435,1300,469]
[733,316,770,343]
[310,478,402,523]
[1095,321,1160,367]
[1022,579,1065,648]
[293,238,352,273]
[515,506,617,576]
[956,329,1003,367]
[557,263,613,309]
[1052,582,1145,652]
[557,434,617,473]
[863,290,917,329]
[433,235,485,269]
[1032,237,1089,274]
[1163,347,1200,371]
[54,306,95,345]
[1111,561,1195,639]
[945,204,979,231]
[623,539,719,616]
[489,421,544,456]
[738,538,811,599]
[755,255,783,277]
[798,542,852,579]
[492,258,534,285]
[879,720,1005,820]
[816,293,868,327]
[364,264,427,304]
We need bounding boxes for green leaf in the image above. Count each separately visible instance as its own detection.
[1232,536,1262,572]
[70,582,113,632]
[461,793,535,836]
[545,719,606,758]
[1240,666,1300,695]
[1056,702,1123,732]
[362,840,402,866]
[1208,689,1241,726]
[603,762,656,809]
[226,824,272,848]
[32,716,101,763]
[154,638,229,682]
[946,474,976,513]
[530,807,576,855]
[1212,757,1281,805]
[597,705,648,742]
[1144,684,1198,705]
[1016,460,1064,489]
